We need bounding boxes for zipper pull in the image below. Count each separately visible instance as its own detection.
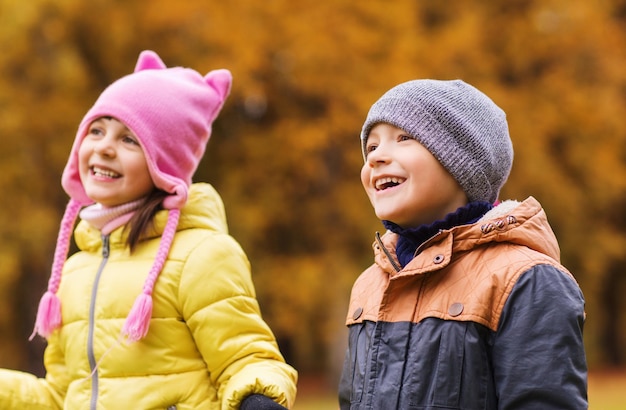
[102,235,110,258]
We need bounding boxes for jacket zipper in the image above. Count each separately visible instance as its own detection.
[414,230,444,257]
[375,232,401,272]
[88,234,110,410]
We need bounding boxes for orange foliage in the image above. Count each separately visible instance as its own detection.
[1,0,625,376]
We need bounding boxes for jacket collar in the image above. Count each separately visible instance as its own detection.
[74,183,228,252]
[373,196,560,276]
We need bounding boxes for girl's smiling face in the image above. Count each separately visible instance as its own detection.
[78,117,155,207]
[361,123,468,228]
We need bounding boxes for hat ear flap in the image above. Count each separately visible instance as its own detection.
[134,50,167,72]
[205,69,232,101]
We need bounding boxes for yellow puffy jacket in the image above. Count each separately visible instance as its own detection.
[0,183,297,409]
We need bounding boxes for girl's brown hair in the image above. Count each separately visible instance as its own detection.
[125,189,170,252]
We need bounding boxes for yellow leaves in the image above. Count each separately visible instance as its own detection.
[1,0,626,372]
[252,254,355,368]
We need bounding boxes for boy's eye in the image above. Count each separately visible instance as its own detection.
[399,134,412,142]
[365,144,377,156]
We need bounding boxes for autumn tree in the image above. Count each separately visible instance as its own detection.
[0,0,625,381]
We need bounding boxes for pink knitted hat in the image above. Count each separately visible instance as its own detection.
[32,50,232,342]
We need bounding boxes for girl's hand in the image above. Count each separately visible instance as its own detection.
[240,394,288,410]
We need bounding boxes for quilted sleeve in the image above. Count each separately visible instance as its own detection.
[0,331,69,409]
[178,233,297,410]
[492,264,587,409]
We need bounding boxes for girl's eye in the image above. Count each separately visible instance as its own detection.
[123,135,140,145]
[399,134,412,142]
[88,127,103,136]
[366,144,378,153]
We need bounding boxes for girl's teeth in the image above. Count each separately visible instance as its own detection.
[93,167,120,178]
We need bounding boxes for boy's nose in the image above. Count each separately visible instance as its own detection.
[366,145,391,166]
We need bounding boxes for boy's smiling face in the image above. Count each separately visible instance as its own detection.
[361,123,468,228]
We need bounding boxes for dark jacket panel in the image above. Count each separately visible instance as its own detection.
[339,197,587,409]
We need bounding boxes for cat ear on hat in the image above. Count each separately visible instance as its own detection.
[134,50,167,72]
[205,69,232,104]
[134,50,232,106]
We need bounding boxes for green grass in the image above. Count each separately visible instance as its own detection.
[293,370,626,410]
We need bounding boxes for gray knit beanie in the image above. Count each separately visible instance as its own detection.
[361,79,513,203]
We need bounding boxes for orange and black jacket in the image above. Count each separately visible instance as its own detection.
[339,197,587,409]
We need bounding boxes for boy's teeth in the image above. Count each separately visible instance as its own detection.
[375,176,405,190]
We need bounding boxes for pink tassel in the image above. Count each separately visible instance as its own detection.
[30,291,62,340]
[30,199,82,340]
[121,293,153,343]
[121,209,179,343]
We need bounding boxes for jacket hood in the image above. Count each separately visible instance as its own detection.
[74,183,228,252]
[469,196,560,260]
[374,196,561,273]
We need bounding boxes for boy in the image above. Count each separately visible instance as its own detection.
[339,79,587,409]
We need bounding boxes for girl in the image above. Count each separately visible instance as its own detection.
[0,50,297,409]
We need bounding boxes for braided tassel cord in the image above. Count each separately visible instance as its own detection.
[122,209,180,342]
[31,199,82,339]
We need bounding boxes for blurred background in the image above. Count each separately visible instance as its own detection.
[1,0,625,407]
